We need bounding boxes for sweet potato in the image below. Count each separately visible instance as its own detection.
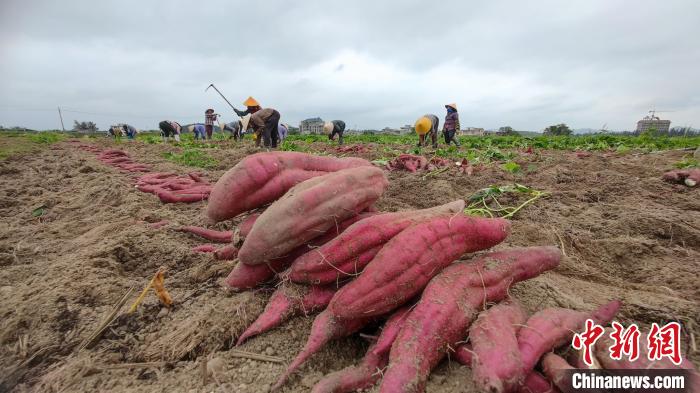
[519,372,557,393]
[239,166,388,266]
[192,244,217,253]
[224,213,377,291]
[207,152,371,222]
[470,300,528,393]
[213,245,238,260]
[329,215,511,320]
[312,307,412,393]
[178,226,233,243]
[272,309,373,391]
[380,247,561,393]
[289,200,466,285]
[311,342,385,393]
[517,300,621,372]
[157,190,208,204]
[238,213,261,239]
[541,353,573,392]
[237,284,337,345]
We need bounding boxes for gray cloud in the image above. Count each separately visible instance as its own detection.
[1,0,698,131]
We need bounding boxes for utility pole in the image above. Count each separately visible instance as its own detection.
[57,106,65,131]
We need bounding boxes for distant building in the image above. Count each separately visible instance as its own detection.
[636,114,671,134]
[399,125,413,135]
[300,117,324,134]
[461,127,485,136]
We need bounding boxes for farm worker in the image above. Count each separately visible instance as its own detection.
[122,124,138,139]
[188,124,206,140]
[414,114,439,148]
[223,115,251,141]
[443,103,461,147]
[234,96,262,117]
[204,109,220,140]
[108,125,123,138]
[278,123,289,143]
[158,120,182,142]
[250,108,281,148]
[324,120,346,145]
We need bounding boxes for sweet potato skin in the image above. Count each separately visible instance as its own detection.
[470,300,528,393]
[380,247,561,393]
[178,226,232,243]
[239,167,388,266]
[311,306,411,393]
[329,215,511,320]
[236,284,337,345]
[289,200,466,285]
[207,152,371,222]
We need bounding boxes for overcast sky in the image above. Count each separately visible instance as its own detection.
[1,0,698,131]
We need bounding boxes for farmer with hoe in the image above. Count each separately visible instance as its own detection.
[249,108,281,149]
[204,109,220,140]
[414,114,439,148]
[234,96,262,117]
[443,103,461,146]
[159,120,182,142]
[324,120,346,145]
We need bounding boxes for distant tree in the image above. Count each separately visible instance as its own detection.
[669,127,698,137]
[72,120,98,132]
[498,126,520,136]
[543,123,572,136]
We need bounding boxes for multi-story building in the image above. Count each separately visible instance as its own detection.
[461,127,485,136]
[636,114,671,134]
[300,117,325,134]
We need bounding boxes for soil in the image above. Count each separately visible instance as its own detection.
[0,137,698,393]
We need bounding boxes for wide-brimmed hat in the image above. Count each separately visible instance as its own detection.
[205,108,214,113]
[243,96,260,107]
[323,121,334,134]
[445,103,458,110]
[414,116,431,135]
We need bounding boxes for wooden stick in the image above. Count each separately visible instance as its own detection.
[228,349,284,363]
[79,286,135,351]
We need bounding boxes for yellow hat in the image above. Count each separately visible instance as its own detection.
[445,103,458,110]
[243,96,260,107]
[414,116,431,135]
[323,121,334,134]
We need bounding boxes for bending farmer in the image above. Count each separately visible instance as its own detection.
[324,120,345,145]
[414,114,439,148]
[250,108,281,148]
[159,120,182,142]
[234,96,262,117]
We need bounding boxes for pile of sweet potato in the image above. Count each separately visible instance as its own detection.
[192,151,693,393]
[136,172,212,203]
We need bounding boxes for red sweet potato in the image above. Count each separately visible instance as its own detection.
[238,213,261,239]
[236,284,337,345]
[239,166,388,266]
[541,353,573,392]
[289,200,466,285]
[148,220,170,229]
[192,244,217,253]
[157,190,208,204]
[517,300,622,372]
[380,247,561,393]
[311,342,385,393]
[329,215,511,320]
[272,309,373,391]
[470,300,528,393]
[178,226,233,243]
[207,152,371,222]
[311,307,411,393]
[224,258,290,291]
[519,372,557,393]
[224,213,377,291]
[214,245,238,260]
